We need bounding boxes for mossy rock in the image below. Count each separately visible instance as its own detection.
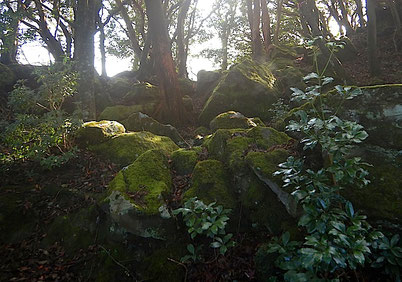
[99,103,155,122]
[179,77,195,96]
[209,111,265,131]
[199,59,279,125]
[196,70,222,99]
[122,82,160,105]
[89,131,178,166]
[204,126,292,171]
[75,120,126,147]
[194,126,211,136]
[171,147,201,175]
[121,112,185,145]
[183,160,236,209]
[276,84,402,149]
[343,146,402,223]
[239,149,297,233]
[104,149,173,239]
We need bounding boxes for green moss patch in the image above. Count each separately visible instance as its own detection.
[183,160,236,209]
[121,112,185,145]
[108,149,172,215]
[171,148,200,175]
[199,59,279,125]
[209,111,265,131]
[89,131,178,166]
[75,120,126,147]
[99,103,155,122]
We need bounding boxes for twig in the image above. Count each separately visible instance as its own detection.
[98,245,136,281]
[167,257,188,282]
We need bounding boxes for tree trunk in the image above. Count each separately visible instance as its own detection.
[354,0,366,27]
[273,0,284,44]
[367,0,380,76]
[99,23,107,77]
[261,0,272,52]
[177,0,192,78]
[247,0,264,60]
[144,0,188,125]
[74,0,97,119]
[0,7,19,64]
[337,0,354,35]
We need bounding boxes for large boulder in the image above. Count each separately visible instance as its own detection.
[171,148,201,175]
[276,84,402,223]
[103,149,173,239]
[209,111,265,131]
[88,131,178,166]
[199,59,279,125]
[183,160,236,209]
[121,112,185,145]
[202,126,297,232]
[121,82,160,105]
[75,120,126,147]
[196,70,222,101]
[99,104,155,122]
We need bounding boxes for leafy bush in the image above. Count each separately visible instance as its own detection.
[1,60,81,169]
[266,38,401,281]
[173,197,235,262]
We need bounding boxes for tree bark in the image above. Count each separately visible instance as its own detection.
[273,0,284,44]
[366,0,380,75]
[261,0,272,52]
[144,0,188,125]
[74,0,97,119]
[176,0,192,78]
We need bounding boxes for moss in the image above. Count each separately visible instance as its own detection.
[247,126,292,149]
[183,160,236,209]
[239,172,295,234]
[171,148,199,175]
[343,148,402,222]
[89,131,178,166]
[121,112,185,145]
[122,82,160,105]
[108,149,172,215]
[245,149,289,181]
[75,120,126,147]
[99,103,155,122]
[199,59,279,125]
[209,111,265,131]
[204,127,292,173]
[194,126,211,136]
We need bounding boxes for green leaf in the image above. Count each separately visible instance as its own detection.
[303,72,319,82]
[345,201,354,218]
[187,244,195,254]
[282,232,290,245]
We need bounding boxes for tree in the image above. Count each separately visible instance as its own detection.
[366,0,380,76]
[0,1,20,64]
[144,0,188,125]
[73,0,100,119]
